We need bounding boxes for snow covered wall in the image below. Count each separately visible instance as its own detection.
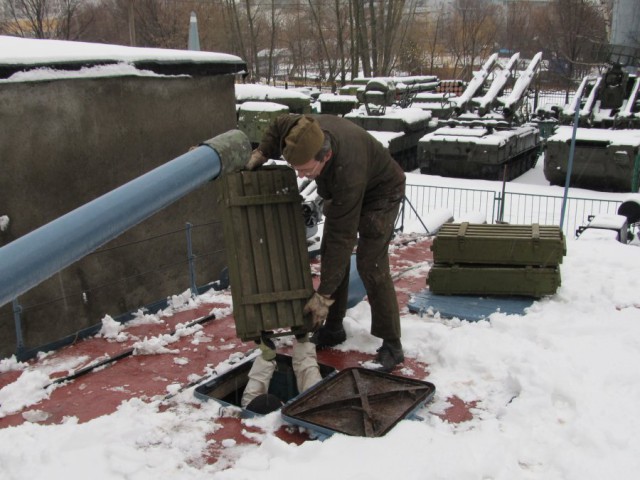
[0,37,245,358]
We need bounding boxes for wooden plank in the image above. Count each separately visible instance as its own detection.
[219,167,313,340]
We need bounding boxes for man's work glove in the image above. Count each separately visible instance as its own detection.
[246,149,267,170]
[303,292,335,329]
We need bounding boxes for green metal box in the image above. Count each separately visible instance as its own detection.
[218,166,314,341]
[428,265,561,298]
[431,223,566,267]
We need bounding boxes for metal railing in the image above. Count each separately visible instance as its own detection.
[4,221,227,360]
[402,183,622,238]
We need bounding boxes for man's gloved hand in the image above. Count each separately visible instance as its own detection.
[246,149,267,170]
[303,292,335,329]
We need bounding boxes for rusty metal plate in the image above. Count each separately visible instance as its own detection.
[281,367,436,437]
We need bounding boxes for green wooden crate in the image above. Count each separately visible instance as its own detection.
[428,264,561,298]
[431,223,566,267]
[218,166,314,341]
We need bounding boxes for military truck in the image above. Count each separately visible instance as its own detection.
[418,52,544,180]
[543,63,640,191]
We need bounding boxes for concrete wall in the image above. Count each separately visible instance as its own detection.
[0,73,238,358]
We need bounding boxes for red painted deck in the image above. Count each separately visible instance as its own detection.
[0,235,475,459]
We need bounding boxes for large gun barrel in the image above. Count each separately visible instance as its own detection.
[0,130,251,308]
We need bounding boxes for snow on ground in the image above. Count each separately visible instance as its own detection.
[1,168,639,478]
[2,36,640,479]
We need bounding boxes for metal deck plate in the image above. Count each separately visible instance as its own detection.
[281,367,435,437]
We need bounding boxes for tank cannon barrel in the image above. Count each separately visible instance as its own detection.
[0,130,252,308]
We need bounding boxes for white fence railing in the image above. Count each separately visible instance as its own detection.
[402,183,622,238]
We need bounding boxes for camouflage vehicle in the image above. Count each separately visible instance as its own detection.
[418,52,543,181]
[318,93,359,116]
[544,126,640,191]
[237,101,289,147]
[344,78,434,170]
[418,121,540,180]
[235,83,312,114]
[543,63,640,191]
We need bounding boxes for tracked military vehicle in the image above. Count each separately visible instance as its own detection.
[237,101,289,147]
[418,52,543,181]
[344,78,435,171]
[544,63,640,191]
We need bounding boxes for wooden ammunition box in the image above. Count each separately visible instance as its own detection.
[218,166,314,341]
[428,265,561,298]
[431,223,566,267]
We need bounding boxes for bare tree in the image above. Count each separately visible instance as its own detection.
[352,0,371,77]
[3,0,91,39]
[425,3,447,75]
[532,0,608,93]
[499,0,536,58]
[444,0,500,80]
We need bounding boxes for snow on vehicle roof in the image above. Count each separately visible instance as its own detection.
[421,124,538,146]
[345,105,432,123]
[318,93,358,103]
[235,83,312,101]
[549,126,640,146]
[238,101,289,112]
[366,130,404,148]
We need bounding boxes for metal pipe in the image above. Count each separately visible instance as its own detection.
[12,300,24,356]
[560,93,583,231]
[0,129,251,308]
[186,222,197,297]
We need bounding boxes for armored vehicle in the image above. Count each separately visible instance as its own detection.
[418,52,543,180]
[544,63,640,191]
[235,83,312,114]
[344,78,435,170]
[418,122,540,180]
[237,101,289,147]
[317,93,359,116]
[544,126,640,191]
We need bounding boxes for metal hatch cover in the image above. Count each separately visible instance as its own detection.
[281,367,436,437]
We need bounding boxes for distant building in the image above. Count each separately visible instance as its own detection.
[611,0,640,67]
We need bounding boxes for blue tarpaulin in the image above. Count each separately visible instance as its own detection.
[408,289,534,321]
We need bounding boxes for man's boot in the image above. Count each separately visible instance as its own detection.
[375,339,404,373]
